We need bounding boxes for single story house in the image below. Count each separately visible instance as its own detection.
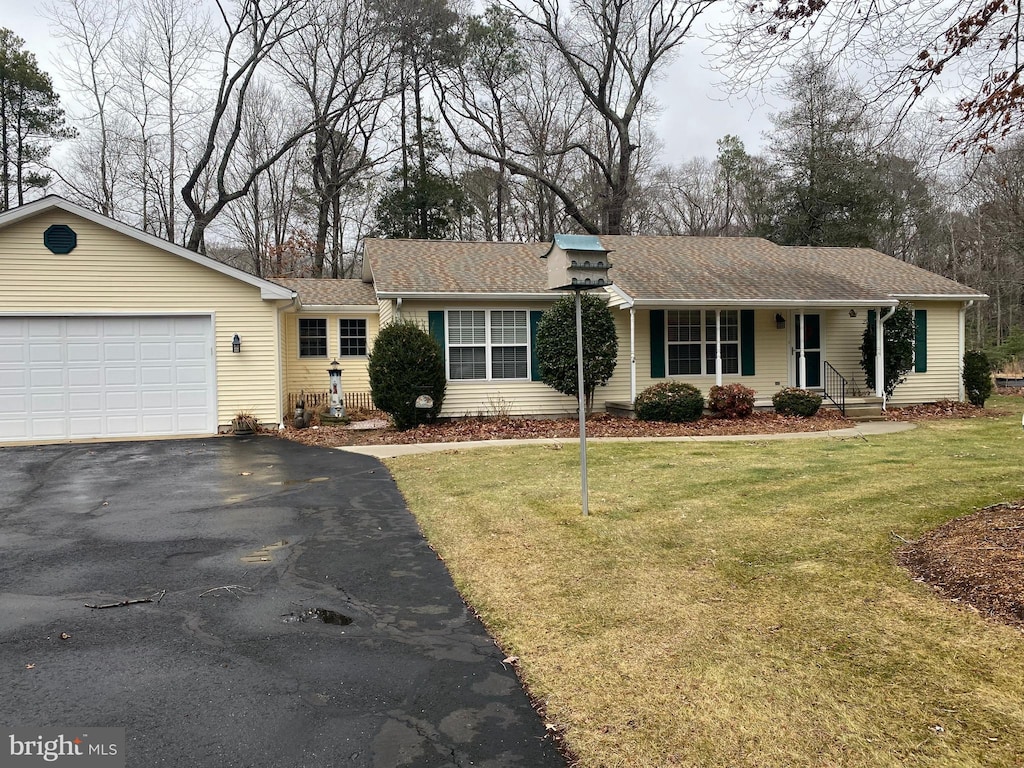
[0,196,987,443]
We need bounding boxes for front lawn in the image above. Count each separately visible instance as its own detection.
[386,401,1024,767]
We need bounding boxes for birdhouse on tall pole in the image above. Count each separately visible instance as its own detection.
[541,234,613,517]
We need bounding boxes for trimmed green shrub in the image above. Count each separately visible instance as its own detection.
[535,293,618,413]
[963,350,993,407]
[634,382,705,423]
[772,387,822,417]
[707,384,756,419]
[367,320,446,430]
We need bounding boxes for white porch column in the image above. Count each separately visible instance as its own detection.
[797,312,806,388]
[626,307,634,403]
[876,305,897,404]
[714,309,723,387]
[874,308,883,398]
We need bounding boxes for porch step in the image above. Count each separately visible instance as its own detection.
[828,396,885,421]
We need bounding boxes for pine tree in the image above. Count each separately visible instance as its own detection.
[0,28,72,210]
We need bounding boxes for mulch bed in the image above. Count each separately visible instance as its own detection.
[276,409,854,449]
[899,501,1024,629]
[884,399,989,420]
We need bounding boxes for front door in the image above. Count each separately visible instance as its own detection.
[793,313,822,388]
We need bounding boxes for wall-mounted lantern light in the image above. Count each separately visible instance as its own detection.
[849,309,858,318]
[231,334,242,353]
[775,313,786,330]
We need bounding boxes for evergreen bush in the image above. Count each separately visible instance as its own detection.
[634,382,705,422]
[962,350,993,407]
[707,384,756,419]
[772,387,822,417]
[367,320,446,430]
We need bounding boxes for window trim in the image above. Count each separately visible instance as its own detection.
[338,317,368,357]
[666,309,741,377]
[445,308,531,382]
[298,317,328,358]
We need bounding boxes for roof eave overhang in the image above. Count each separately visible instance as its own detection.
[2,196,296,301]
[294,304,380,313]
[890,293,989,301]
[375,291,557,301]
[628,298,899,307]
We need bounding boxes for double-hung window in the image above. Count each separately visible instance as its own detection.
[298,318,327,357]
[338,318,367,356]
[447,309,529,380]
[667,310,739,376]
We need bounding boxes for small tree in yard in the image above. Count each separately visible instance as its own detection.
[535,293,618,413]
[367,320,445,430]
[963,350,993,407]
[860,302,915,399]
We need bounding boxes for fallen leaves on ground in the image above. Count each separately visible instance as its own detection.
[885,399,988,420]
[900,501,1024,629]
[276,410,855,449]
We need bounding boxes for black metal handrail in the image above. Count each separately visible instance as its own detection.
[822,361,847,415]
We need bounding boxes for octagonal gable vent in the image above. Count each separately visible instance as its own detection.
[44,224,77,254]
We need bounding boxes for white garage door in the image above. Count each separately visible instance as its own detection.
[0,316,216,441]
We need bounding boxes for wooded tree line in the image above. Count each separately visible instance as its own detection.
[2,0,1024,351]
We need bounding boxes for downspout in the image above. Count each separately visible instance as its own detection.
[876,305,897,408]
[958,300,975,402]
[395,297,402,320]
[626,307,634,405]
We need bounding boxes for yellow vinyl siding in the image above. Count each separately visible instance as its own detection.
[891,301,962,404]
[400,300,578,417]
[281,312,378,397]
[0,210,284,429]
[824,303,964,404]
[823,309,871,393]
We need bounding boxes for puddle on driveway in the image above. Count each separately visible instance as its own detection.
[282,608,353,626]
[241,540,290,564]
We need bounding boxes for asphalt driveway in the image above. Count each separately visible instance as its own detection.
[0,437,565,767]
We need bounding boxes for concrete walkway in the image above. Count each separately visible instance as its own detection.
[338,420,917,458]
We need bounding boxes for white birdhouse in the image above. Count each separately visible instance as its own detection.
[542,234,613,291]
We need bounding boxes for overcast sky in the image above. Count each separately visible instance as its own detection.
[6,0,777,167]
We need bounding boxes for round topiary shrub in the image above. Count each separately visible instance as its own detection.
[707,383,756,419]
[367,320,446,430]
[634,382,705,422]
[962,350,993,407]
[771,387,822,417]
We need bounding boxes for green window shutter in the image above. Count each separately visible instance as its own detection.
[740,310,755,376]
[914,309,928,372]
[650,310,665,378]
[530,310,544,382]
[428,311,445,352]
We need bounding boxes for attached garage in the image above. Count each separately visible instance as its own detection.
[0,197,295,444]
[0,315,216,441]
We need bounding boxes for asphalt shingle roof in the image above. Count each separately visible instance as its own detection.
[362,236,986,304]
[271,278,377,307]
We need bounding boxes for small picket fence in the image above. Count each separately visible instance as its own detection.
[286,390,379,416]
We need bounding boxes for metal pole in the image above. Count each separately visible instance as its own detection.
[576,289,589,517]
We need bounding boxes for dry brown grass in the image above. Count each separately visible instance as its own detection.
[388,401,1024,767]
